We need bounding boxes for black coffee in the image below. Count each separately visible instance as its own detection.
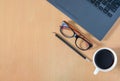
[95,49,114,69]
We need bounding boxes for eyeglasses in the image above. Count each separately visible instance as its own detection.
[60,21,93,51]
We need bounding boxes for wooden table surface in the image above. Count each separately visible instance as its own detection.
[0,0,120,81]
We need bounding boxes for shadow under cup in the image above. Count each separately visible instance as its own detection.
[93,48,117,74]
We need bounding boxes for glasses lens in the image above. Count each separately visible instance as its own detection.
[76,38,90,50]
[61,27,74,37]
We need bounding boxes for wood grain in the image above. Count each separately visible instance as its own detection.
[0,0,120,81]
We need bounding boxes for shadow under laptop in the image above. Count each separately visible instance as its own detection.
[102,17,120,43]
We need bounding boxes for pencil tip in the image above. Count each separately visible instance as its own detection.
[86,58,91,62]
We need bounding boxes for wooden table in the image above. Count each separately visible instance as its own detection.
[0,0,120,81]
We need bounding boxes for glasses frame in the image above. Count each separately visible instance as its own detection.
[60,21,93,51]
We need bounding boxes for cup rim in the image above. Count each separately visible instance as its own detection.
[93,47,117,72]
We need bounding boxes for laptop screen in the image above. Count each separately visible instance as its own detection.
[48,0,120,40]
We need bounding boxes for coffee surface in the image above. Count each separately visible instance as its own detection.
[95,49,114,69]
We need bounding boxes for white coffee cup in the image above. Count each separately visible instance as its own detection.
[93,47,117,75]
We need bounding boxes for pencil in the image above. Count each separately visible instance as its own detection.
[53,32,90,62]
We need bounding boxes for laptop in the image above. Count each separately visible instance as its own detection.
[47,0,120,40]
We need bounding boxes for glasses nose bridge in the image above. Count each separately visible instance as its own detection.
[74,34,79,38]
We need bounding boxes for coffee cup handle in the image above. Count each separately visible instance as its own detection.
[94,68,99,75]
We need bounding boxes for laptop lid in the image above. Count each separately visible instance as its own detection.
[48,0,120,40]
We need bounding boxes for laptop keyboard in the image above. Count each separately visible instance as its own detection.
[88,0,120,17]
